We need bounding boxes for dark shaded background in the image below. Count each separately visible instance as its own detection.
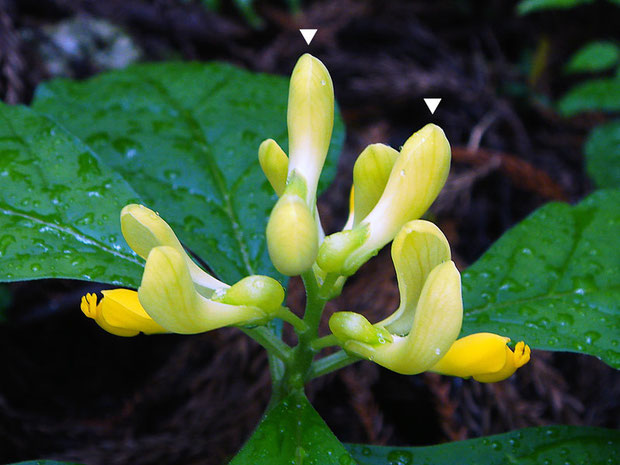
[0,0,619,464]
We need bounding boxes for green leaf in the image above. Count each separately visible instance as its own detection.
[461,189,620,368]
[565,41,620,74]
[585,120,620,189]
[0,104,143,287]
[230,392,355,465]
[517,0,594,15]
[346,425,620,465]
[558,78,620,116]
[33,62,344,284]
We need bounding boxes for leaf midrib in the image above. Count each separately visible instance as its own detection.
[0,205,142,266]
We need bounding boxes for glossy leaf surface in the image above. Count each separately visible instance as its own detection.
[230,392,354,465]
[0,104,143,287]
[33,62,344,284]
[585,120,620,189]
[346,425,619,465]
[461,190,620,368]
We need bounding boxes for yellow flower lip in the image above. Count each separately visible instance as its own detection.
[429,333,531,382]
[80,289,167,337]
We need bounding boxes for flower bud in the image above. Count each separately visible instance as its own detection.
[316,225,369,275]
[287,54,334,205]
[266,193,318,276]
[329,311,392,345]
[214,275,285,314]
[258,138,288,197]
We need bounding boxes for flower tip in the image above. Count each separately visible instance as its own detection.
[514,341,531,368]
[80,293,98,318]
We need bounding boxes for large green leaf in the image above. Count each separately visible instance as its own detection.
[346,425,620,465]
[558,78,620,116]
[230,391,355,465]
[461,189,620,368]
[565,41,620,74]
[32,62,344,284]
[585,120,620,189]
[0,104,143,287]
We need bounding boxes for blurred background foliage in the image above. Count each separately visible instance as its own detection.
[0,0,618,464]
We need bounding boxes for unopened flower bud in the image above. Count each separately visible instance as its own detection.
[266,193,318,276]
[214,275,285,314]
[329,311,392,345]
[258,138,289,197]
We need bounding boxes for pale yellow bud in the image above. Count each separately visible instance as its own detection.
[215,275,285,314]
[287,54,334,204]
[266,194,318,276]
[329,311,392,345]
[258,138,289,197]
[316,225,369,275]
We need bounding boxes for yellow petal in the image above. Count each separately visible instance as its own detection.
[429,334,531,382]
[138,246,266,334]
[99,289,167,335]
[378,220,451,335]
[266,194,318,276]
[473,340,531,382]
[287,53,334,204]
[258,138,289,197]
[355,124,450,268]
[352,143,399,226]
[121,204,227,293]
[80,291,166,337]
[346,260,462,375]
[429,333,510,378]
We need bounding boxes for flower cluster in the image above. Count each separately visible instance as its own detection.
[81,53,530,383]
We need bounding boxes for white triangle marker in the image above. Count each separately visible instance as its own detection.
[300,29,317,45]
[424,98,442,114]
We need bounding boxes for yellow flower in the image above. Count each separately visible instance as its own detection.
[317,124,451,276]
[82,205,286,336]
[80,289,166,337]
[265,53,334,276]
[430,333,531,382]
[329,220,530,381]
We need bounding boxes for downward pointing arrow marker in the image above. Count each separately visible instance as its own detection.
[300,29,317,45]
[424,98,442,114]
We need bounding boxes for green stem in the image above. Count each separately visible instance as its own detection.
[243,326,291,364]
[276,306,308,333]
[308,350,360,379]
[311,334,340,351]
